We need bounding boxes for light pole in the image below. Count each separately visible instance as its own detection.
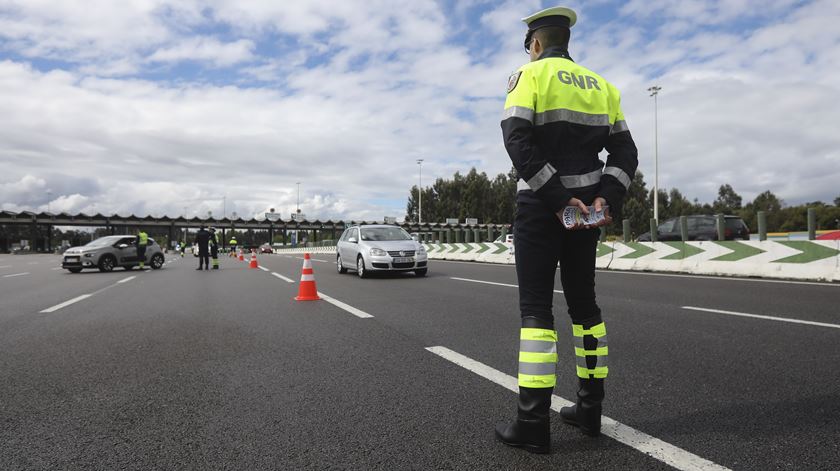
[296,182,301,215]
[222,195,226,219]
[46,189,52,213]
[416,159,423,224]
[648,85,662,223]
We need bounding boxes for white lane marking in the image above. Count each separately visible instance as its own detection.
[27,262,40,265]
[117,275,137,284]
[272,272,295,283]
[600,269,839,287]
[3,272,30,278]
[0,265,12,269]
[451,277,563,294]
[51,267,62,270]
[258,266,269,272]
[426,346,730,471]
[682,306,840,330]
[319,292,374,318]
[40,294,92,313]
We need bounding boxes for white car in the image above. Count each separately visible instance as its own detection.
[336,225,428,278]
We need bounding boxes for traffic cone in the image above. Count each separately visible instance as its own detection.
[239,250,244,261]
[249,252,259,269]
[294,253,321,301]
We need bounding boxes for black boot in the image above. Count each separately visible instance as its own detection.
[560,378,604,437]
[495,387,552,454]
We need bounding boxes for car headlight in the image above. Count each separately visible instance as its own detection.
[417,245,426,253]
[369,248,387,256]
[84,253,93,257]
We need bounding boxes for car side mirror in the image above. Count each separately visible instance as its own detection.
[117,243,129,249]
[348,237,358,243]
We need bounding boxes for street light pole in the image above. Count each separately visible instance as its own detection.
[416,159,423,224]
[648,85,662,223]
[296,182,301,214]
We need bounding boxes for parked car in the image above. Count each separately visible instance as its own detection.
[637,215,750,241]
[62,235,165,273]
[336,225,428,277]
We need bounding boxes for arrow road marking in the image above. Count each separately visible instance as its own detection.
[427,346,731,471]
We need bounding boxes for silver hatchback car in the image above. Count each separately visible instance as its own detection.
[62,235,165,273]
[336,225,428,278]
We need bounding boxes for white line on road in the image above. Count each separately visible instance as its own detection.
[272,272,295,283]
[51,267,62,270]
[295,256,328,263]
[319,292,374,318]
[682,306,840,330]
[599,269,839,287]
[426,346,730,471]
[0,265,12,269]
[117,276,137,284]
[451,277,563,294]
[258,266,269,272]
[3,272,30,278]
[27,262,39,265]
[40,294,92,313]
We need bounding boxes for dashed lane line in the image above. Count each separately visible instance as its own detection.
[295,256,329,263]
[51,267,62,270]
[40,294,92,313]
[319,292,374,318]
[117,275,137,284]
[0,265,13,269]
[258,266,269,272]
[682,306,840,330]
[3,272,30,278]
[426,346,731,471]
[451,276,563,294]
[271,272,295,283]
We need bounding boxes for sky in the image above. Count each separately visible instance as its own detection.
[1,0,838,222]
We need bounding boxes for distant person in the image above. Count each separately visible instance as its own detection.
[209,227,220,269]
[136,229,149,269]
[194,226,211,270]
[229,236,238,257]
[180,241,186,258]
[495,6,638,453]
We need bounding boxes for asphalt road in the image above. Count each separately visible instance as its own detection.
[1,252,838,470]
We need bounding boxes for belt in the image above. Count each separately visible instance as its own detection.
[517,168,602,192]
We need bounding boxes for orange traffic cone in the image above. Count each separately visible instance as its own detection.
[294,253,321,301]
[249,252,259,269]
[239,250,244,261]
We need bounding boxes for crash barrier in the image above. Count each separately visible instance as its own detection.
[421,240,840,282]
[270,246,335,255]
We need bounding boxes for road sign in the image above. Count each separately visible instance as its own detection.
[446,218,459,225]
[384,216,397,224]
[265,212,281,222]
[291,213,306,221]
[465,218,478,225]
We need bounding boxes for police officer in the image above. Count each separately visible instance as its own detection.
[136,229,149,269]
[195,225,211,270]
[209,227,220,269]
[495,6,638,453]
[229,236,238,257]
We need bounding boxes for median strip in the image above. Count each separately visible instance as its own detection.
[451,276,563,294]
[426,346,730,471]
[40,294,92,313]
[682,306,840,329]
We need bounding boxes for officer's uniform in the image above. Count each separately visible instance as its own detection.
[210,228,220,269]
[229,237,238,257]
[495,6,638,453]
[136,230,149,269]
[195,227,211,270]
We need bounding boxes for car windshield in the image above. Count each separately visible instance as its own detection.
[360,227,412,241]
[84,236,123,248]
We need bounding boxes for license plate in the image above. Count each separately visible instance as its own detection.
[393,257,414,264]
[65,256,79,262]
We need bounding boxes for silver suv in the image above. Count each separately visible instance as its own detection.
[336,225,428,278]
[62,235,165,273]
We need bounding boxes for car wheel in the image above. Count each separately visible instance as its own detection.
[98,255,116,272]
[67,268,82,273]
[415,268,427,277]
[357,256,367,279]
[150,254,164,269]
[337,255,347,274]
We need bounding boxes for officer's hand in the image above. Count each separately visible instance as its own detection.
[557,197,589,230]
[591,197,613,227]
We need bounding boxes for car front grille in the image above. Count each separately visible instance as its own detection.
[392,262,415,269]
[388,250,415,257]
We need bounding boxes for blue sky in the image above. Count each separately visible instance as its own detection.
[0,0,838,220]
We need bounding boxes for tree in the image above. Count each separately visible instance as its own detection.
[834,196,840,207]
[713,184,742,214]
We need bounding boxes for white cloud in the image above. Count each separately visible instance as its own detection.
[147,37,256,67]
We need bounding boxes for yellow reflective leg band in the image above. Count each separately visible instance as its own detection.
[572,322,609,379]
[518,327,557,388]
